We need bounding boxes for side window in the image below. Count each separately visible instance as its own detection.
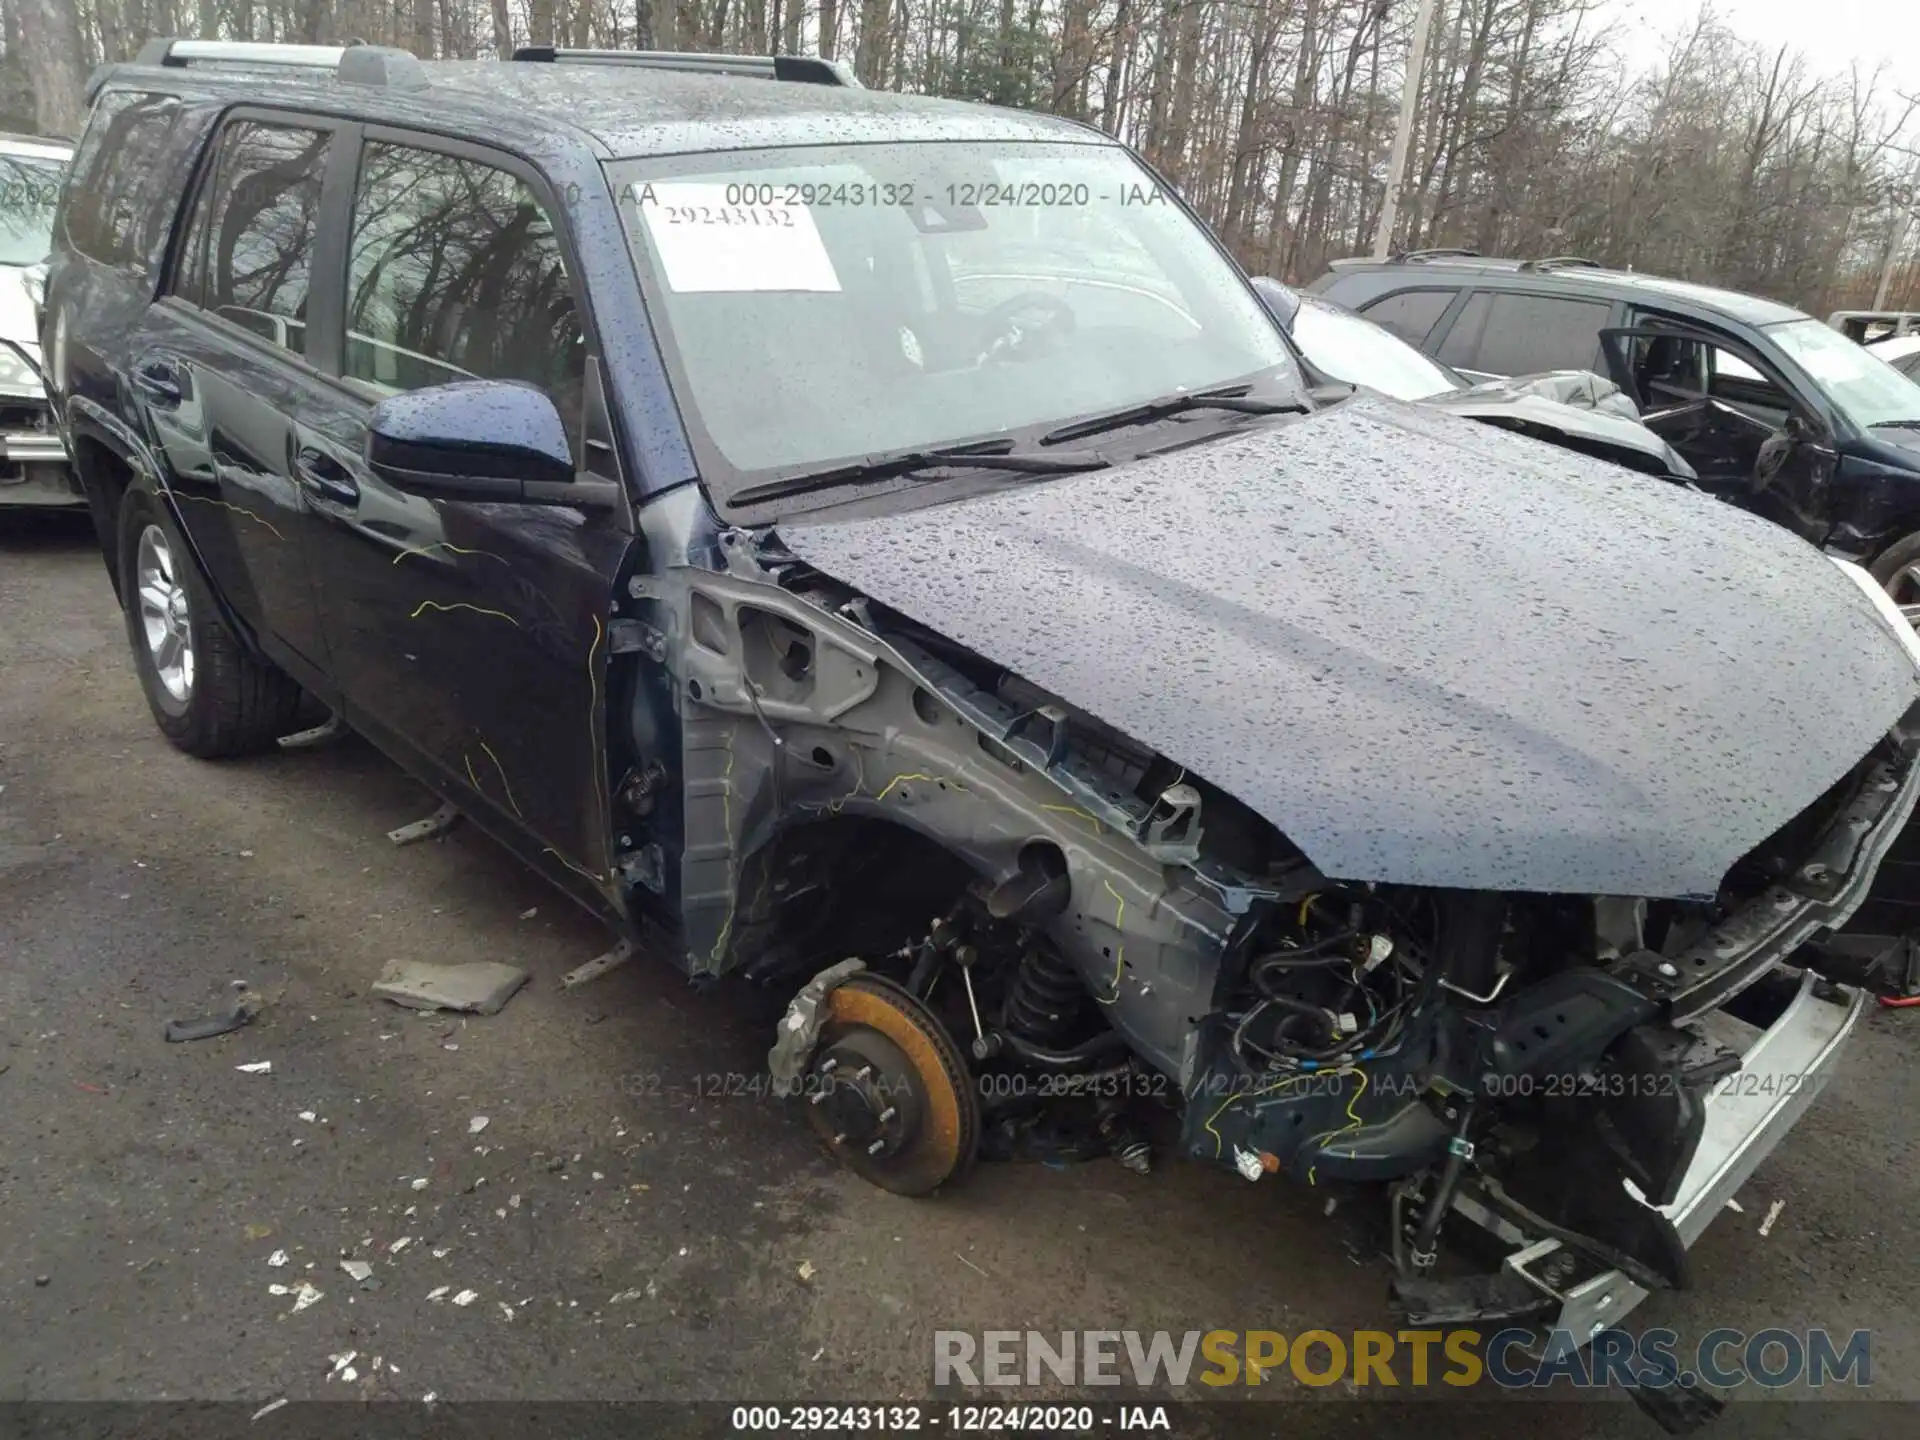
[63,90,184,270]
[344,140,585,447]
[1898,354,1920,382]
[1439,292,1610,376]
[1358,289,1454,347]
[179,122,330,357]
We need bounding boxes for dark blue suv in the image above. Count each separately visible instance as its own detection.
[43,38,1920,1339]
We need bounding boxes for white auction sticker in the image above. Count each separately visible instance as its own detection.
[633,182,841,293]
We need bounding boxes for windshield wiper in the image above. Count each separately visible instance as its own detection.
[1871,419,1920,431]
[1040,383,1308,445]
[732,439,1109,507]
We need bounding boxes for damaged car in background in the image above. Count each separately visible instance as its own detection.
[46,41,1920,1381]
[1250,274,1697,483]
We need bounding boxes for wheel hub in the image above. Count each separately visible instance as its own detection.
[810,1031,922,1160]
[135,524,194,705]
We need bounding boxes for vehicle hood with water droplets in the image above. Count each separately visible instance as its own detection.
[774,394,1920,897]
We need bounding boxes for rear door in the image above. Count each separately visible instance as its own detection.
[132,111,354,691]
[1428,289,1618,383]
[297,128,629,894]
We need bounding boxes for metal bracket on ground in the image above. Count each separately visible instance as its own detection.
[278,712,348,750]
[562,939,636,990]
[388,801,461,847]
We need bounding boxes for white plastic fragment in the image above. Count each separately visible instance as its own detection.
[1759,1199,1785,1237]
[235,1061,273,1075]
[268,1284,290,1296]
[340,1260,373,1282]
[268,1250,288,1268]
[410,1177,429,1191]
[609,1288,646,1304]
[251,1398,289,1421]
[297,1111,316,1123]
[290,1282,323,1312]
[451,1288,479,1306]
[469,1116,489,1135]
[427,1285,451,1302]
[497,1302,515,1322]
[388,1237,413,1254]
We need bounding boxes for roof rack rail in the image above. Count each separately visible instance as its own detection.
[1390,247,1483,264]
[1521,255,1601,272]
[130,38,428,90]
[510,46,860,88]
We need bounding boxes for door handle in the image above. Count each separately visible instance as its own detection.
[132,359,183,408]
[292,445,360,505]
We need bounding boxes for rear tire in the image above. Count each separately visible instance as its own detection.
[118,489,306,758]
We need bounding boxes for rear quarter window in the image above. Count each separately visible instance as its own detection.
[1357,288,1455,347]
[1436,291,1611,376]
[61,89,187,271]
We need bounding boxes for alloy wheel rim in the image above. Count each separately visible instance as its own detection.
[135,524,194,703]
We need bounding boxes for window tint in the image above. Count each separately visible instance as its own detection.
[1435,292,1609,375]
[344,141,584,442]
[64,91,183,269]
[1358,288,1454,347]
[180,122,330,357]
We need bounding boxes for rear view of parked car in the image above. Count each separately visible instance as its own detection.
[40,40,1920,1371]
[0,132,76,508]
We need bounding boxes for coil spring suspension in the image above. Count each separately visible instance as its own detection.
[1002,947,1087,1044]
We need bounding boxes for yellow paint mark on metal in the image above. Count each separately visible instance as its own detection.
[463,753,482,791]
[479,739,523,820]
[1095,877,1127,1005]
[174,493,284,541]
[585,613,607,840]
[408,600,521,626]
[1200,1068,1320,1159]
[391,541,507,567]
[543,846,605,887]
[1041,802,1104,836]
[874,771,966,804]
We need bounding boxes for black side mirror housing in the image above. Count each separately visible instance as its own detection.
[366,380,619,508]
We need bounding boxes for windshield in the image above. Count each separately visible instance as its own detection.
[0,152,64,266]
[1290,297,1458,400]
[611,140,1300,504]
[1766,317,1920,429]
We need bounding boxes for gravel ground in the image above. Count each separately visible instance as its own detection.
[0,509,1912,1438]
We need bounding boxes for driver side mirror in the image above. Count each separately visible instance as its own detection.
[367,380,619,508]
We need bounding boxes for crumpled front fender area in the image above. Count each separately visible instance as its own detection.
[630,561,1252,1077]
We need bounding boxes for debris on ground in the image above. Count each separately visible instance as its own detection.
[244,1223,274,1241]
[519,908,538,920]
[427,1285,451,1302]
[388,1237,412,1255]
[371,959,529,1015]
[451,1289,479,1307]
[164,1004,255,1043]
[498,1302,515,1322]
[288,1282,323,1313]
[268,1250,288,1268]
[234,1061,273,1075]
[250,1398,288,1421]
[410,1178,429,1191]
[955,1253,989,1278]
[340,1260,373,1283]
[469,1116,489,1135]
[1759,1199,1786,1237]
[609,1288,646,1304]
[298,1111,316,1123]
[796,1260,817,1282]
[327,1350,358,1383]
[33,1274,49,1287]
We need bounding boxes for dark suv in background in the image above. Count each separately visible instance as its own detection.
[1311,253,1920,598]
[40,38,1920,1353]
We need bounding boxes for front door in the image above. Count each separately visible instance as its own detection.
[1600,323,1837,544]
[131,113,353,689]
[297,128,629,897]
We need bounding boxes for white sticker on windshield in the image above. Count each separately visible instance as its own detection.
[633,182,842,294]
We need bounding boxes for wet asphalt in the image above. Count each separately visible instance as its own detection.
[0,509,1913,1438]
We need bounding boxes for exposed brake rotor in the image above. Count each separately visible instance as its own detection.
[802,975,979,1195]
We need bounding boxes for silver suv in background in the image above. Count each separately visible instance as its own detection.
[0,132,76,508]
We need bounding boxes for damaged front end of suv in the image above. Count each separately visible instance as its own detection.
[611,396,1920,1342]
